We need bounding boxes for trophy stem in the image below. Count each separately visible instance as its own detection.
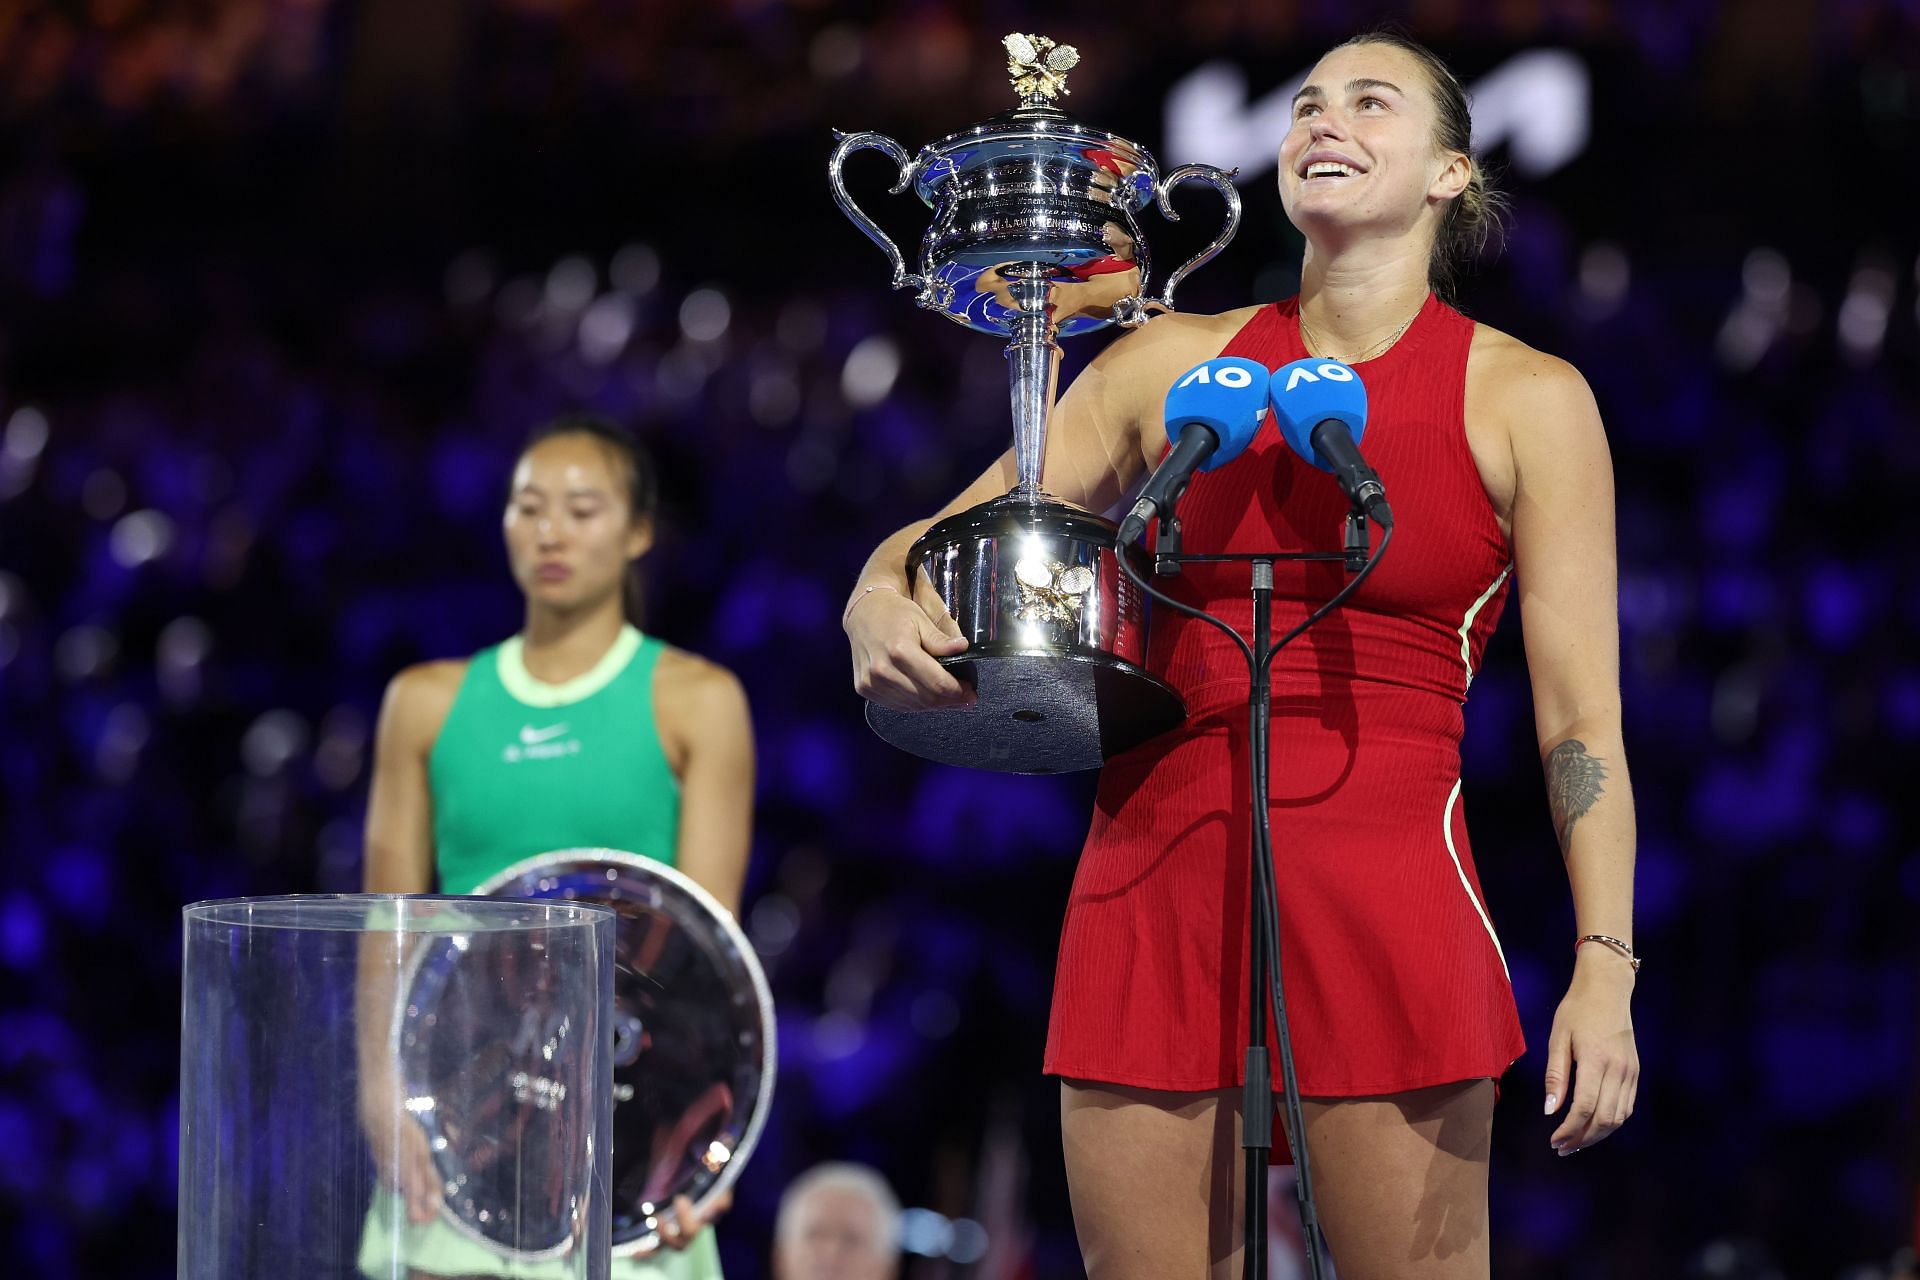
[1002,263,1062,499]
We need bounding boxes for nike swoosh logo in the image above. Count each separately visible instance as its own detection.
[520,723,570,745]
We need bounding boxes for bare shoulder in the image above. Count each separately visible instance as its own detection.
[651,646,750,775]
[1138,304,1267,345]
[1466,322,1600,426]
[1461,325,1605,534]
[378,658,469,751]
[389,658,468,708]
[1098,305,1271,449]
[1099,305,1266,379]
[653,647,749,720]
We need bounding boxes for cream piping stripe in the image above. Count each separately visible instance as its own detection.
[1457,564,1512,691]
[498,624,642,708]
[1443,777,1509,979]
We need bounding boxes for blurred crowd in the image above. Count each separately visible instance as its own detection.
[1,2,1917,1277]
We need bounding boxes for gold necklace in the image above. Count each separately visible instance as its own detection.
[1299,307,1419,364]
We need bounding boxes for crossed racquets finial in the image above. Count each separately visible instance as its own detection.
[1004,32,1081,104]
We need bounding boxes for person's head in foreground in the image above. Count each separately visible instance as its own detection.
[772,1162,902,1280]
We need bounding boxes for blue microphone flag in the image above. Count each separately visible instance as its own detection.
[1269,358,1368,473]
[1163,357,1271,472]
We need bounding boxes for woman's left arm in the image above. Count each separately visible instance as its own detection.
[669,661,755,917]
[1502,348,1640,1157]
[650,656,754,1249]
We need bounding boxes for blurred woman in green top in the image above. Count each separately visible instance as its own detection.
[358,416,753,1278]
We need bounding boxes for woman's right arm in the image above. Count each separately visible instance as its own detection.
[845,314,1227,710]
[356,662,462,1222]
[362,663,462,894]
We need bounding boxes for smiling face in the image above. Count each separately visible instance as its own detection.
[1277,41,1471,254]
[502,433,652,616]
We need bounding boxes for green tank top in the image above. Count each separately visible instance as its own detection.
[429,626,681,894]
[387,629,720,1277]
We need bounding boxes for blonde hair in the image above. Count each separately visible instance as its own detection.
[1334,31,1509,302]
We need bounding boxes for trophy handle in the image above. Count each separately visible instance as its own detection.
[1113,164,1243,328]
[829,130,935,304]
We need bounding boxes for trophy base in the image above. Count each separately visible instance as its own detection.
[865,649,1185,774]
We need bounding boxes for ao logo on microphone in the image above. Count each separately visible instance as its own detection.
[1175,363,1258,389]
[1278,362,1357,392]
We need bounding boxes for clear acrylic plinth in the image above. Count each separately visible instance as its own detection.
[179,894,616,1280]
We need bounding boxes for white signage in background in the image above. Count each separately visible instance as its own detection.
[1164,49,1591,184]
[1468,51,1591,176]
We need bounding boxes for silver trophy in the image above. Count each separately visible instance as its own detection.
[400,851,775,1261]
[831,33,1241,773]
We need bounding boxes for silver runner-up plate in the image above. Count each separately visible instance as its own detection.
[400,850,776,1260]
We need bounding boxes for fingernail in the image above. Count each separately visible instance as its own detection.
[1544,1094,1557,1114]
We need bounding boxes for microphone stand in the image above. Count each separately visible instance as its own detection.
[1119,508,1391,1280]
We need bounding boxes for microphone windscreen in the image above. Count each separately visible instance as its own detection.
[1269,357,1369,473]
[1163,357,1271,472]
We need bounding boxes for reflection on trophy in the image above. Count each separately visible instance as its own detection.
[399,851,777,1261]
[830,33,1242,773]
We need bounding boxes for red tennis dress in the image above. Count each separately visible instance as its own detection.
[1043,294,1527,1097]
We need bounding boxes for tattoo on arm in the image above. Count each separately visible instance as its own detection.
[1546,738,1608,854]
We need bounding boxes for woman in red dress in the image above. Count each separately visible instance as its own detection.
[844,33,1639,1279]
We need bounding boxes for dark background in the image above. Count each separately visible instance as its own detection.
[0,1,1915,1277]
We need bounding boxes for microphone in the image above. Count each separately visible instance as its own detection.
[1117,357,1270,545]
[1268,357,1392,526]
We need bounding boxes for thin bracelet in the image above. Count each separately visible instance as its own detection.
[1575,934,1641,973]
[842,582,901,627]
